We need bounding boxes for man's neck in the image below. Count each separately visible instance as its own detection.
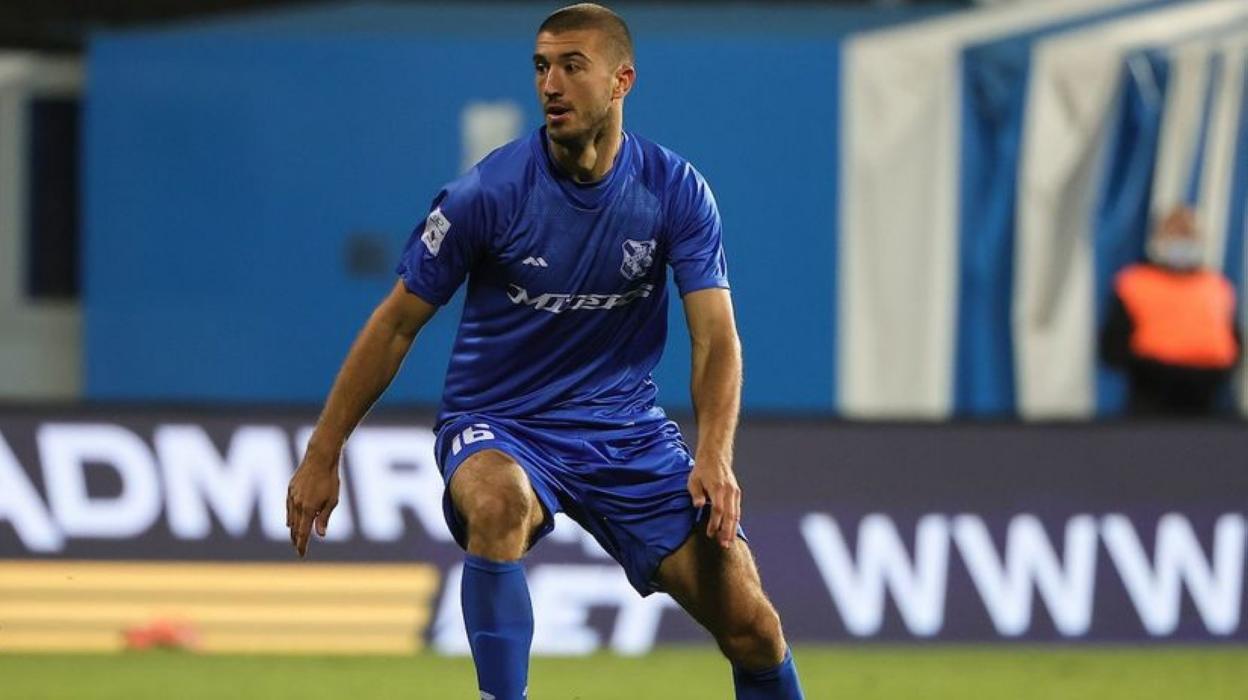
[547,113,623,184]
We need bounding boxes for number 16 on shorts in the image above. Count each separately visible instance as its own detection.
[451,423,495,456]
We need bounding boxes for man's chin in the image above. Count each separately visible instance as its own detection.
[546,124,588,148]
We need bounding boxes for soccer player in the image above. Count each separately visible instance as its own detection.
[285,4,804,698]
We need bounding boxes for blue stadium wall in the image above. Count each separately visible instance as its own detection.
[83,2,943,411]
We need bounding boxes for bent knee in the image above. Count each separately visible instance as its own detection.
[461,487,536,537]
[717,604,786,670]
[450,450,543,556]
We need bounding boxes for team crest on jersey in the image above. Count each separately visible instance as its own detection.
[620,239,656,280]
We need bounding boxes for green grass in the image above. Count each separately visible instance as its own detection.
[3,647,1247,699]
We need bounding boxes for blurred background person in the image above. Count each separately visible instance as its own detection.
[1100,206,1241,417]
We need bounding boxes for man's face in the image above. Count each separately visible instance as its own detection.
[1148,207,1205,271]
[533,29,623,146]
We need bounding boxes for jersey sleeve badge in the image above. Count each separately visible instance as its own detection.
[421,207,452,256]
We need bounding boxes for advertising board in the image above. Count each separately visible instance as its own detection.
[1,409,1244,651]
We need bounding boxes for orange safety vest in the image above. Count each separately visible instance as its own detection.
[1115,264,1239,369]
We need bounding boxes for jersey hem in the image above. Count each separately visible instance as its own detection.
[396,273,450,307]
[677,279,731,297]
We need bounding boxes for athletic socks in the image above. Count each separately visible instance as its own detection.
[461,554,533,700]
[460,553,802,700]
[732,647,805,699]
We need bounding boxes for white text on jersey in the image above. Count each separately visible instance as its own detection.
[506,283,654,314]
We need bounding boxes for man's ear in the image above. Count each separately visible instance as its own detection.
[613,63,636,100]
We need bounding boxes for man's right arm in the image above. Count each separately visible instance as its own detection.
[308,279,437,457]
[286,279,437,556]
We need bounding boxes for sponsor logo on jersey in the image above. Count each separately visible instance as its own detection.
[421,208,451,256]
[620,239,656,280]
[522,256,548,268]
[507,283,654,313]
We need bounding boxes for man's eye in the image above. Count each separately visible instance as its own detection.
[566,63,581,73]
[535,64,548,74]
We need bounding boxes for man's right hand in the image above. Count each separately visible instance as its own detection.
[286,448,341,557]
[282,281,434,558]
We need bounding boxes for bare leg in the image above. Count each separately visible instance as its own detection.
[448,449,546,700]
[655,532,787,670]
[449,448,546,559]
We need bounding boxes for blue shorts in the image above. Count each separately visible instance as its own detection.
[434,414,700,596]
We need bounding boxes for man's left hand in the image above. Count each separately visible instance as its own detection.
[687,457,740,548]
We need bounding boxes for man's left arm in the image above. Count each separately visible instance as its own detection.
[683,287,743,548]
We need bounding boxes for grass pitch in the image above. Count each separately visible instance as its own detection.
[3,646,1246,699]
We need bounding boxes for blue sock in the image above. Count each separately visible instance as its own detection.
[732,647,804,699]
[461,554,532,700]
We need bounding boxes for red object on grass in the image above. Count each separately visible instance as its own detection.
[123,619,201,651]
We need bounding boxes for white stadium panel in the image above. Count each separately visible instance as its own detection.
[0,52,83,400]
[838,0,1146,419]
[1014,0,1248,419]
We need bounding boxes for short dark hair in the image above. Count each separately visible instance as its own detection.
[538,3,634,65]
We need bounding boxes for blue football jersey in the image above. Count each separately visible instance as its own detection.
[396,127,729,429]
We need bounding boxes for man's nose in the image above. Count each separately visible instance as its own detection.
[541,70,562,96]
